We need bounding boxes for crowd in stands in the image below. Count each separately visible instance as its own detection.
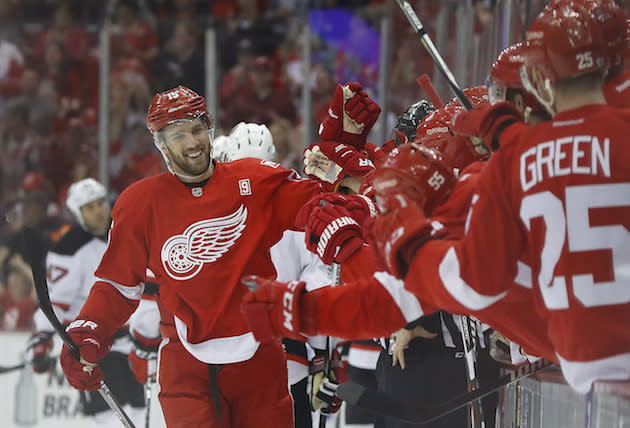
[0,0,493,331]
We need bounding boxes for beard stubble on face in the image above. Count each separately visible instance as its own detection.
[166,141,213,177]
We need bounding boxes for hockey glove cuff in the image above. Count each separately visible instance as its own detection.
[60,319,112,391]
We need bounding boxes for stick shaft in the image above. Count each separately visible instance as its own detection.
[397,0,472,110]
[417,74,445,109]
[319,262,342,428]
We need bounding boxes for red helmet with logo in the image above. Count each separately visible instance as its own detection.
[373,143,456,216]
[555,0,627,69]
[522,2,607,113]
[524,2,607,83]
[146,86,212,134]
[415,106,487,170]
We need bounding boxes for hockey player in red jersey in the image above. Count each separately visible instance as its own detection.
[58,85,324,428]
[382,2,630,392]
[240,2,630,392]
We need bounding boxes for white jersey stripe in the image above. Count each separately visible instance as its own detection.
[439,247,507,310]
[97,278,145,301]
[373,271,424,323]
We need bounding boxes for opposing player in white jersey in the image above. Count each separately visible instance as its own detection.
[26,178,146,427]
[219,121,336,427]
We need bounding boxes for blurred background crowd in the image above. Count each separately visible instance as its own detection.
[0,0,544,331]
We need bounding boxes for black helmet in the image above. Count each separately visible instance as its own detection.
[393,100,435,145]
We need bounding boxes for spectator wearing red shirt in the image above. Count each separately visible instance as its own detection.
[35,2,89,66]
[111,122,164,193]
[221,55,297,128]
[112,0,159,66]
[0,250,37,331]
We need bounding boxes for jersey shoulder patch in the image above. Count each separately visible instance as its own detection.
[51,226,96,256]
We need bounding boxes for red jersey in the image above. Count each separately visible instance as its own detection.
[603,70,630,108]
[81,159,320,363]
[409,104,630,392]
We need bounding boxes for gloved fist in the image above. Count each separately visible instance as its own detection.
[369,195,446,278]
[309,349,346,414]
[297,193,377,229]
[319,82,381,149]
[128,332,160,384]
[451,102,522,152]
[60,319,112,391]
[297,203,363,265]
[241,276,309,342]
[26,332,54,373]
[303,141,375,190]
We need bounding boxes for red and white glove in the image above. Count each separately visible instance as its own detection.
[128,332,161,384]
[26,332,54,374]
[309,349,348,414]
[451,102,522,152]
[368,195,446,279]
[60,319,112,391]
[319,82,381,150]
[303,141,375,190]
[241,275,310,342]
[296,202,363,265]
[297,193,377,228]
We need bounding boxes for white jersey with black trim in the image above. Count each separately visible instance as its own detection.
[33,225,132,353]
[271,230,331,385]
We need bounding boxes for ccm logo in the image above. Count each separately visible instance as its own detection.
[282,281,300,331]
[67,319,98,331]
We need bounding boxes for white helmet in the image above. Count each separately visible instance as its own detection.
[226,122,275,162]
[211,135,232,162]
[66,178,108,229]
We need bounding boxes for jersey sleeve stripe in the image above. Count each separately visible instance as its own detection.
[95,278,145,301]
[439,247,507,310]
[373,271,425,322]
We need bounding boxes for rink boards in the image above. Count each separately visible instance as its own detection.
[0,331,166,428]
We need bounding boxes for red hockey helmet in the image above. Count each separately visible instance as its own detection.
[488,42,547,116]
[414,106,488,170]
[522,2,607,113]
[448,86,490,109]
[373,143,456,216]
[555,0,627,69]
[146,86,212,134]
[524,2,607,83]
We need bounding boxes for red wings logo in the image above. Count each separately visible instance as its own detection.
[161,205,248,280]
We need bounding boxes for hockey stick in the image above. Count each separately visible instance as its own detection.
[144,375,155,428]
[397,0,472,110]
[337,358,553,425]
[22,227,136,428]
[319,262,342,428]
[0,356,59,375]
[417,74,445,109]
[459,316,486,428]
[0,363,24,374]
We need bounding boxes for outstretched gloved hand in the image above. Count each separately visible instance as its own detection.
[451,102,523,152]
[303,141,375,191]
[241,275,311,343]
[318,82,381,150]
